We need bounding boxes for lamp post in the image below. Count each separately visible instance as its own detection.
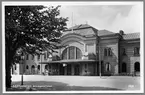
[41,54,42,75]
[97,42,102,78]
[96,36,102,78]
[63,63,67,75]
[21,52,25,85]
[40,52,45,75]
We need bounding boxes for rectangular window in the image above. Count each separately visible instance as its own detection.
[108,48,112,56]
[134,47,140,56]
[122,48,126,55]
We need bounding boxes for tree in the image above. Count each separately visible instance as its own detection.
[5,5,68,88]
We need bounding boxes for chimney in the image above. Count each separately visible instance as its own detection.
[119,30,124,35]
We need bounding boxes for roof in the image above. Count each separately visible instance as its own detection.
[66,24,92,31]
[123,32,140,40]
[62,27,97,37]
[63,24,140,39]
[41,59,96,64]
[63,24,115,37]
[98,29,114,36]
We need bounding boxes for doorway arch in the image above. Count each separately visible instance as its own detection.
[134,62,140,72]
[122,62,127,73]
[31,65,35,74]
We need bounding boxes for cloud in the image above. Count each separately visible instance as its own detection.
[59,3,143,33]
[105,4,143,33]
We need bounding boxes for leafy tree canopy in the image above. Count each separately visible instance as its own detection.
[5,5,68,63]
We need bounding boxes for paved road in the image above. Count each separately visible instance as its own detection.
[12,75,140,90]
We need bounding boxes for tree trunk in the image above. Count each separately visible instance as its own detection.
[6,47,14,88]
[6,61,12,88]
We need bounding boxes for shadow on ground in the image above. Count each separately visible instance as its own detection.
[6,81,122,91]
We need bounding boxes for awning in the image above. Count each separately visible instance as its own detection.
[40,59,96,64]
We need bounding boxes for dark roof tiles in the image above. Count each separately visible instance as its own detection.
[63,24,140,39]
[123,32,140,40]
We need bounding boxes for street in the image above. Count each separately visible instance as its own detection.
[11,75,140,90]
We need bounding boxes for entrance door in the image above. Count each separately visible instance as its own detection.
[74,64,80,75]
[67,64,71,75]
[31,65,35,74]
[122,63,127,73]
[59,64,65,75]
[134,62,140,72]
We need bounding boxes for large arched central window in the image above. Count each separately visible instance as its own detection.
[62,46,82,60]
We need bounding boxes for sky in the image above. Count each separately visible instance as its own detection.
[58,3,143,33]
[3,2,143,33]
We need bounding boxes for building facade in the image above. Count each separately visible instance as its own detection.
[11,24,140,76]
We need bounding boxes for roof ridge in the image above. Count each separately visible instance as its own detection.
[124,32,140,35]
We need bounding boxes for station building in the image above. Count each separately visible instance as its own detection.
[11,24,140,76]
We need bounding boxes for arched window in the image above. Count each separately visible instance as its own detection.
[122,63,127,73]
[69,46,75,59]
[105,62,111,71]
[134,62,140,72]
[62,49,67,59]
[76,48,82,59]
[32,65,35,68]
[26,65,29,69]
[62,46,82,60]
[122,48,126,55]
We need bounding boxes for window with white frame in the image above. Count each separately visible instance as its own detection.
[108,48,112,56]
[104,48,112,56]
[105,62,111,72]
[134,47,140,56]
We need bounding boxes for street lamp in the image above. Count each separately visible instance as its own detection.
[96,36,102,78]
[63,63,67,75]
[40,52,45,75]
[97,44,101,77]
[21,52,25,85]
